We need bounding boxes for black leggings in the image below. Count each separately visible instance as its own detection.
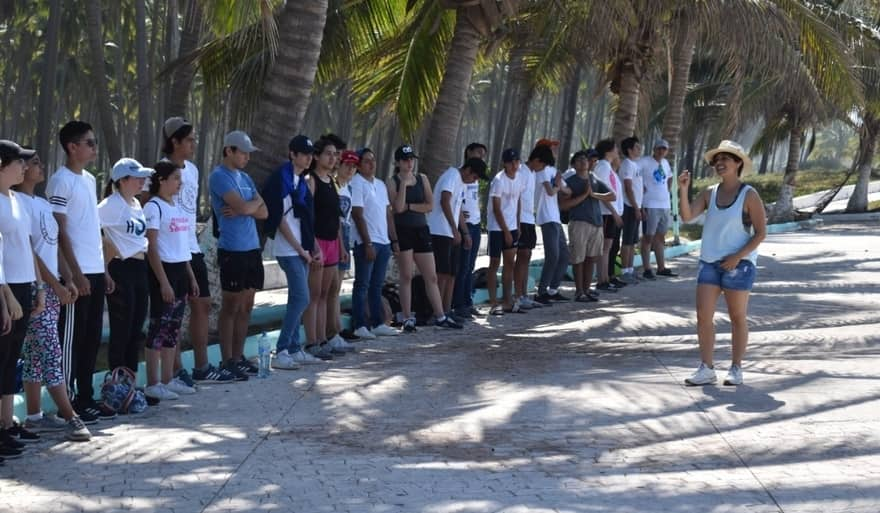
[106,258,148,373]
[0,283,33,395]
[60,273,106,404]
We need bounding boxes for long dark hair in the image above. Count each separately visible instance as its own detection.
[149,161,179,196]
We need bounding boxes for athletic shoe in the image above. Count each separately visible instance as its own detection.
[306,344,334,361]
[353,326,377,339]
[323,342,346,356]
[290,349,325,365]
[222,359,249,381]
[575,293,597,303]
[504,302,526,314]
[587,289,600,299]
[328,335,356,353]
[520,296,542,309]
[175,369,196,388]
[371,324,399,337]
[724,365,744,386]
[434,315,463,329]
[1,428,27,450]
[72,407,98,425]
[684,363,717,386]
[192,364,236,383]
[0,444,22,459]
[65,416,92,442]
[454,308,475,321]
[596,282,619,293]
[339,329,361,341]
[533,293,553,305]
[642,269,657,280]
[272,350,301,370]
[489,305,504,316]
[403,318,417,333]
[619,272,638,285]
[549,292,571,301]
[144,383,179,401]
[610,277,628,288]
[447,311,467,324]
[24,414,67,432]
[238,356,259,375]
[515,297,533,310]
[166,378,197,395]
[656,268,678,277]
[7,422,40,443]
[76,400,116,421]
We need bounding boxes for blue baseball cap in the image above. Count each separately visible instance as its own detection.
[501,148,520,163]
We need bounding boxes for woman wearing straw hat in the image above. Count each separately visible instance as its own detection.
[678,140,767,386]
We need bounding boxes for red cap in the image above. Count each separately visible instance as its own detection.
[535,138,560,148]
[340,150,360,164]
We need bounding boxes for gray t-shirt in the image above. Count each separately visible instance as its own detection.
[566,173,608,226]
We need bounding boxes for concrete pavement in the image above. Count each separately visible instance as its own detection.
[2,221,879,513]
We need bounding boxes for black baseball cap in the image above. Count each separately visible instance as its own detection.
[0,140,35,163]
[501,148,520,163]
[289,135,315,154]
[394,145,418,161]
[463,157,488,180]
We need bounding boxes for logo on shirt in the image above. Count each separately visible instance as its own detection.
[39,212,59,245]
[169,217,190,233]
[126,218,146,236]
[653,166,665,184]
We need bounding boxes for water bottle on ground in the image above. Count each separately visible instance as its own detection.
[257,332,271,379]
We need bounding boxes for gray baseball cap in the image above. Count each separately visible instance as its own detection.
[223,130,259,153]
[111,158,154,181]
[654,138,670,149]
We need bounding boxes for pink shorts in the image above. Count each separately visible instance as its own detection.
[317,238,339,267]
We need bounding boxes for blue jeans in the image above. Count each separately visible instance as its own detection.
[538,222,570,293]
[452,223,481,312]
[276,255,309,354]
[352,242,392,329]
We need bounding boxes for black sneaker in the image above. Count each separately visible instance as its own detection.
[72,405,99,425]
[340,329,361,341]
[610,277,628,288]
[1,428,25,449]
[91,401,118,420]
[587,289,600,299]
[323,342,346,356]
[192,364,236,383]
[434,315,463,329]
[596,282,619,293]
[533,293,554,305]
[222,359,250,381]
[656,268,678,277]
[238,356,259,375]
[549,292,570,301]
[175,369,197,388]
[447,311,467,324]
[453,308,475,321]
[0,444,22,459]
[642,269,657,280]
[403,318,417,333]
[305,344,334,361]
[7,423,40,443]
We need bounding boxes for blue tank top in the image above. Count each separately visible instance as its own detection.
[700,184,758,264]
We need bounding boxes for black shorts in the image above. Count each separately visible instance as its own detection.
[488,230,518,258]
[190,252,211,298]
[432,235,459,275]
[603,215,622,240]
[517,223,537,250]
[218,249,265,292]
[396,224,433,253]
[148,261,190,318]
[621,206,641,245]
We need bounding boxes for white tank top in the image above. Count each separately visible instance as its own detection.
[700,184,758,264]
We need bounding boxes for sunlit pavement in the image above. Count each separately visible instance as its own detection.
[2,222,879,513]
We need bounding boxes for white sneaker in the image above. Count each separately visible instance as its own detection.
[328,335,356,352]
[353,326,377,339]
[522,296,542,308]
[166,378,197,395]
[684,363,718,386]
[723,365,744,386]
[145,383,179,400]
[371,324,399,337]
[290,348,325,365]
[272,350,301,370]
[515,297,533,310]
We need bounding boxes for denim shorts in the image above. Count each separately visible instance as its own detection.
[697,259,756,291]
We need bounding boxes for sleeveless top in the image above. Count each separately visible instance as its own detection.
[392,173,428,227]
[313,173,340,241]
[700,183,758,264]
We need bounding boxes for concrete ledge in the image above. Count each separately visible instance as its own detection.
[815,212,880,223]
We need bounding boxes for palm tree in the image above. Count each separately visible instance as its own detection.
[84,1,122,164]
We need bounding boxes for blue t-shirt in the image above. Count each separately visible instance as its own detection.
[209,165,260,251]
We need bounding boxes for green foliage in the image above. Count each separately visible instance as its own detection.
[692,167,880,204]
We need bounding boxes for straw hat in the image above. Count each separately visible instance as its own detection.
[704,140,752,175]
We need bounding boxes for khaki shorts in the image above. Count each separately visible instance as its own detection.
[568,220,604,264]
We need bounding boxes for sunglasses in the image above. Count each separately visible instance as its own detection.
[78,138,98,148]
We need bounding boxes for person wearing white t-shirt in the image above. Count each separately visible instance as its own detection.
[486,149,525,315]
[99,159,152,377]
[47,121,115,420]
[0,141,49,449]
[16,151,91,440]
[143,162,199,401]
[592,139,626,292]
[531,144,571,304]
[618,137,644,283]
[426,158,488,318]
[452,142,488,318]
[638,139,678,279]
[514,160,539,310]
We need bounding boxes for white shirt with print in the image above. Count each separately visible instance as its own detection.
[98,192,148,260]
[46,166,105,274]
[461,182,481,225]
[18,194,60,279]
[486,171,524,232]
[427,167,465,238]
[639,156,672,209]
[144,197,192,264]
[619,157,644,208]
[534,165,561,225]
[593,160,624,216]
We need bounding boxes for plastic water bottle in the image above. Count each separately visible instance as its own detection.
[257,332,271,379]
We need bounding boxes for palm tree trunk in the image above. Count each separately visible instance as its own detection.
[420,10,482,182]
[135,0,153,163]
[84,1,122,164]
[248,0,329,186]
[611,60,640,144]
[557,66,581,170]
[660,18,697,163]
[769,125,802,222]
[846,113,879,212]
[36,0,62,171]
[167,0,202,117]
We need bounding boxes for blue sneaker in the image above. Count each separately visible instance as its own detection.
[175,368,196,388]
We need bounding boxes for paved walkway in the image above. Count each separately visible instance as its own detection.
[2,222,879,513]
